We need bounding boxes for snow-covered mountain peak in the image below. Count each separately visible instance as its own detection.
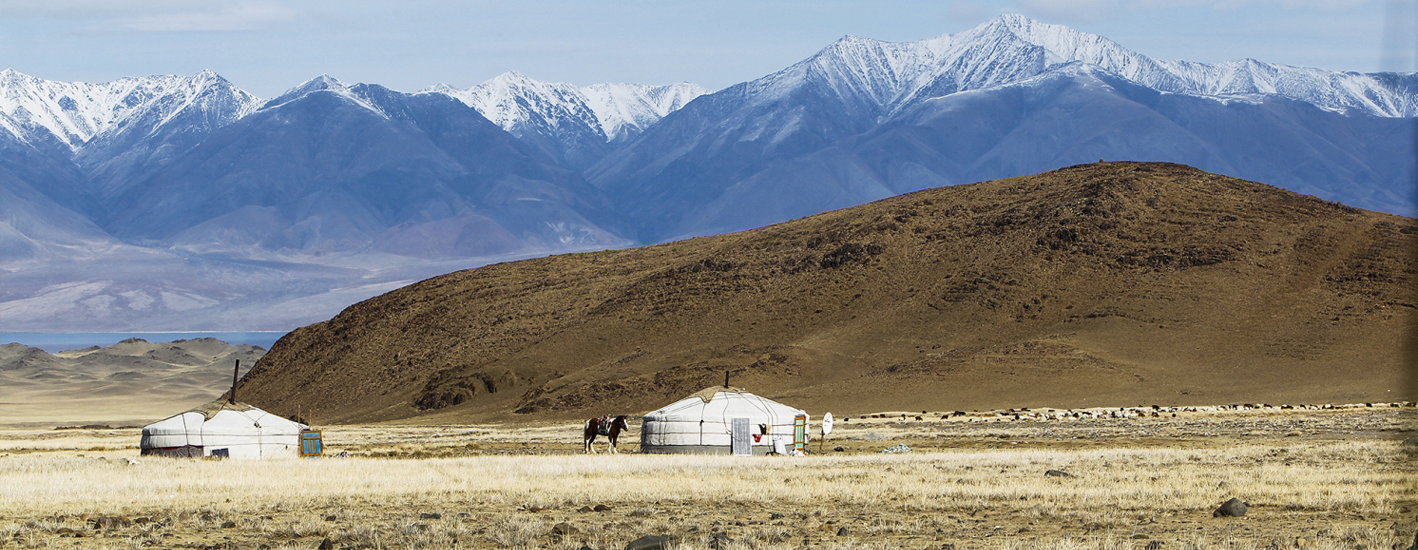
[748,16,1099,114]
[826,34,876,47]
[485,70,538,87]
[582,81,708,141]
[962,14,1415,116]
[0,69,260,150]
[423,83,459,94]
[734,14,1415,119]
[956,14,1174,89]
[978,14,1130,63]
[186,69,240,93]
[428,73,708,144]
[753,32,942,115]
[648,82,708,112]
[264,74,388,116]
[436,72,594,134]
[275,74,350,98]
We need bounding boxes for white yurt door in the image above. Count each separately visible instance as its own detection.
[731,417,751,456]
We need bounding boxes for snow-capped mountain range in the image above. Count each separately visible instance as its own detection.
[424,72,705,168]
[743,13,1414,123]
[1,14,1414,331]
[588,14,1415,241]
[0,68,259,152]
[431,71,706,143]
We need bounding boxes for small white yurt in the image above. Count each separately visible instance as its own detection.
[140,399,306,459]
[641,386,808,455]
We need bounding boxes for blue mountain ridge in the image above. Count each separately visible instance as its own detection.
[0,14,1412,331]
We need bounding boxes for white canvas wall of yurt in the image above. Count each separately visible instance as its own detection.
[641,386,808,455]
[140,400,307,459]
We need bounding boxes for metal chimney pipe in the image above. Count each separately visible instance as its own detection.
[229,359,240,404]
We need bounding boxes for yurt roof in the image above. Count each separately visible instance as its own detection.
[187,399,258,421]
[648,386,805,419]
[143,399,303,431]
[686,386,750,403]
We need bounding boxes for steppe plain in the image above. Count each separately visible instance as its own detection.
[3,163,1414,549]
[1,404,1413,550]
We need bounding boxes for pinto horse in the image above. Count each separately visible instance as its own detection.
[583,415,629,453]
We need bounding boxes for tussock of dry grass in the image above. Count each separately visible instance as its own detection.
[0,442,1406,516]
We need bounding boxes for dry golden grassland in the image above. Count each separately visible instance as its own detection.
[0,407,1413,550]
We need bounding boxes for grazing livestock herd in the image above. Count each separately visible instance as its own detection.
[848,401,1412,423]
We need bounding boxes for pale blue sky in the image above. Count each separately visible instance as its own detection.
[1,1,1414,98]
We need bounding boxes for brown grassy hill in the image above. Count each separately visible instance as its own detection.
[238,162,1417,423]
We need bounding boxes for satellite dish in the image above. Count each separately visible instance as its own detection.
[821,412,833,436]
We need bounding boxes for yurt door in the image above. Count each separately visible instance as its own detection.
[793,414,808,453]
[730,417,752,456]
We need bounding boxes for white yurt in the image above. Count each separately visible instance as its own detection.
[640,386,808,455]
[140,399,307,459]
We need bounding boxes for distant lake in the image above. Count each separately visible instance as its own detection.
[0,332,288,353]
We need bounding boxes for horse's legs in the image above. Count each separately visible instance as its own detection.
[608,436,618,454]
[585,434,597,454]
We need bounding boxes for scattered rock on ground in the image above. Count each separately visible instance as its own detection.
[837,527,850,536]
[1044,469,1073,477]
[594,504,612,512]
[552,522,577,536]
[90,516,131,530]
[708,533,734,550]
[419,512,441,520]
[625,534,676,550]
[1213,498,1249,517]
[833,446,844,452]
[318,538,334,550]
[881,444,912,453]
[220,520,236,528]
